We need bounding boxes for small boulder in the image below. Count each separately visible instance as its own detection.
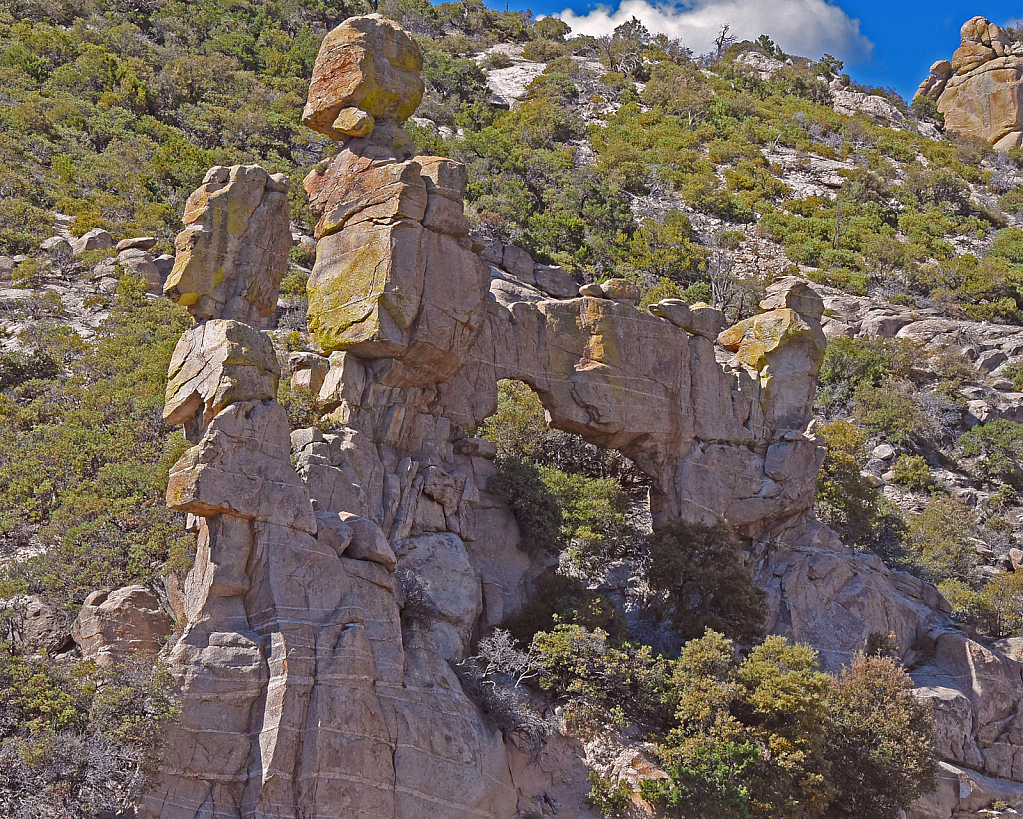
[688,303,725,339]
[502,244,533,281]
[315,510,354,557]
[759,277,824,322]
[154,254,175,277]
[978,349,1008,373]
[40,236,70,252]
[332,106,375,137]
[339,513,397,571]
[533,264,577,298]
[579,282,604,298]
[71,228,113,255]
[872,443,896,461]
[118,248,163,293]
[71,586,171,666]
[289,350,330,394]
[600,278,640,303]
[117,236,158,251]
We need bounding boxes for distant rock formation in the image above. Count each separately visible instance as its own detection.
[917,16,1023,150]
[132,13,1023,819]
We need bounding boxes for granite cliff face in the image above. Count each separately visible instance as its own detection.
[114,15,1023,819]
[917,16,1023,150]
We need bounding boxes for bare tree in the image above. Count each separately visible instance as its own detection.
[714,24,735,60]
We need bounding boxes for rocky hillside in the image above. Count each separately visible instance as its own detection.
[8,5,1023,819]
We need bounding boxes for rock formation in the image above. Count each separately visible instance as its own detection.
[137,14,1023,819]
[917,16,1023,150]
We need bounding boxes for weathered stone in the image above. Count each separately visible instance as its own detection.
[167,401,316,534]
[395,532,481,659]
[307,217,425,356]
[339,513,397,570]
[118,248,163,293]
[417,156,467,201]
[579,282,604,298]
[40,236,69,252]
[71,586,171,666]
[759,276,825,321]
[600,277,640,303]
[154,254,174,276]
[502,244,533,280]
[304,149,428,240]
[117,236,158,251]
[533,263,576,298]
[289,350,329,394]
[333,105,375,136]
[71,228,113,254]
[302,15,424,139]
[164,165,292,326]
[922,17,1023,148]
[164,320,281,433]
[872,443,897,461]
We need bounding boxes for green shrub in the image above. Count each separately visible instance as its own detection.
[502,575,626,645]
[938,579,999,634]
[978,571,1023,637]
[816,336,922,416]
[907,498,978,582]
[642,632,936,819]
[487,456,563,555]
[0,275,194,607]
[644,519,766,644]
[891,455,936,492]
[853,379,929,445]
[824,653,937,819]
[531,624,672,736]
[478,380,547,460]
[540,466,629,570]
[959,419,1023,487]
[815,421,884,546]
[0,652,178,814]
[1002,361,1023,391]
[586,772,633,818]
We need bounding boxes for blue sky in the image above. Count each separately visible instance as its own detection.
[493,0,1022,100]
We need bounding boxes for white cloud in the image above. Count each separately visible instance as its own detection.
[556,0,873,63]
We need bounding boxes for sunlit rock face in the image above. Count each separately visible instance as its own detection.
[917,16,1023,150]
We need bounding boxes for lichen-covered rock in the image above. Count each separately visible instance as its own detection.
[308,217,426,356]
[302,14,424,140]
[600,277,640,303]
[304,150,428,240]
[163,165,292,326]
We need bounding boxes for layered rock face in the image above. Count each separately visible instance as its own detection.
[142,15,1023,819]
[917,17,1023,150]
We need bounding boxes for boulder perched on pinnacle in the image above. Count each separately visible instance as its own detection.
[302,14,424,140]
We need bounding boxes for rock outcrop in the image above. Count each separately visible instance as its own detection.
[917,17,1023,150]
[141,14,1023,819]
